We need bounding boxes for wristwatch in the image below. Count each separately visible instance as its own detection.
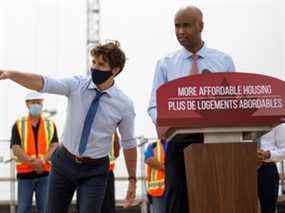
[128,176,137,182]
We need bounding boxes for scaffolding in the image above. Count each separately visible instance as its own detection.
[87,0,100,46]
[86,0,100,71]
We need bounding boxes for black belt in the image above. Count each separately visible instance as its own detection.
[60,145,107,165]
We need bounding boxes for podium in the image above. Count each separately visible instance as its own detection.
[156,72,285,213]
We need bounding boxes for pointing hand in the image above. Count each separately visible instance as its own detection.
[0,70,11,80]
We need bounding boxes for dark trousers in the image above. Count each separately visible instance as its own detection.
[46,147,109,213]
[101,171,115,213]
[164,134,203,213]
[258,163,279,213]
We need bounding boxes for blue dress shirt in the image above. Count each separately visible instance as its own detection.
[148,44,236,124]
[41,75,137,158]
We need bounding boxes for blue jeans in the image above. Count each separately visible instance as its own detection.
[46,147,109,213]
[17,176,48,213]
[151,195,166,213]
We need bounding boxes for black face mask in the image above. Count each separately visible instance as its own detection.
[91,68,113,85]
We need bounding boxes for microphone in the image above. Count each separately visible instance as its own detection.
[201,69,212,74]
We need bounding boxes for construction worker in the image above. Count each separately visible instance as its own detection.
[101,132,120,213]
[144,140,166,213]
[10,92,59,213]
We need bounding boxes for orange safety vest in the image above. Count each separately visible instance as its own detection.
[109,134,116,171]
[146,140,165,197]
[15,115,55,174]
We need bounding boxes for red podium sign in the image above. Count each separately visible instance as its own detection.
[157,72,285,138]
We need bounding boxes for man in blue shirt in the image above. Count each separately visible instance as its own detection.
[148,6,235,213]
[0,41,137,213]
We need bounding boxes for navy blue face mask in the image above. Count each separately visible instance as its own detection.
[91,68,113,85]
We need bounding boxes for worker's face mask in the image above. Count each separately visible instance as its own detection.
[28,104,43,116]
[91,68,113,85]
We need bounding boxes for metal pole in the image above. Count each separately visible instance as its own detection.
[86,0,100,73]
[10,151,16,213]
[281,161,285,194]
[139,136,148,213]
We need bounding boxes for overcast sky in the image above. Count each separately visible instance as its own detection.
[0,0,284,140]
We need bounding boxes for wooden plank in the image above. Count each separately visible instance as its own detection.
[184,143,258,213]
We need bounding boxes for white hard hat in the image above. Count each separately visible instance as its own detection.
[25,92,44,101]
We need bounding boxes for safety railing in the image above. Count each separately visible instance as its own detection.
[0,137,157,213]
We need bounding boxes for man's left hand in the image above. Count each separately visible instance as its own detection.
[123,180,136,208]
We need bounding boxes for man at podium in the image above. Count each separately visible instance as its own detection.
[148,5,236,212]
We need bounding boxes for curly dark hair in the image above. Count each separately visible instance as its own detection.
[90,40,126,74]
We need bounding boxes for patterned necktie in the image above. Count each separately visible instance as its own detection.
[78,90,105,155]
[190,54,199,75]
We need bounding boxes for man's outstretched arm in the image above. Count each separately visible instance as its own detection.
[0,70,43,91]
[0,69,80,97]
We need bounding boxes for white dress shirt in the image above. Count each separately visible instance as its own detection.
[261,123,285,162]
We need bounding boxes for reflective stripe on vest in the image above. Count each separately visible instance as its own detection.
[146,140,165,197]
[16,115,55,174]
[109,134,116,171]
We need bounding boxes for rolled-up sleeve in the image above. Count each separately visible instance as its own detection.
[118,103,137,149]
[41,75,81,96]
